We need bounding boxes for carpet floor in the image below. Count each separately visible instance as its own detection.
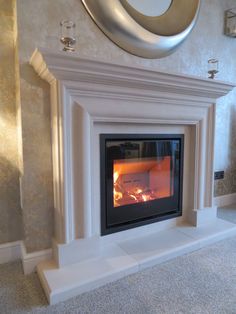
[0,235,236,314]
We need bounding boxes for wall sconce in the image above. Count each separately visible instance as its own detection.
[208,59,218,79]
[224,8,236,37]
[60,20,76,52]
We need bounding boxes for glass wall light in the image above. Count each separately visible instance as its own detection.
[208,59,219,79]
[60,20,76,52]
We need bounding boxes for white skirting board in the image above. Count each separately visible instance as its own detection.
[214,193,236,207]
[0,241,52,274]
[0,241,22,265]
[21,242,52,275]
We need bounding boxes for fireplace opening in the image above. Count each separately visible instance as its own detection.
[100,134,184,235]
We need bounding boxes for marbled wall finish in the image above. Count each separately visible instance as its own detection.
[214,94,236,196]
[0,0,22,244]
[17,0,236,252]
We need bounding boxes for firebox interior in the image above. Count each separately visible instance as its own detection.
[113,156,173,207]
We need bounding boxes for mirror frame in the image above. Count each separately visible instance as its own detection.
[82,0,201,59]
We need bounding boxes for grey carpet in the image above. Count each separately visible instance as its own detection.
[0,236,236,314]
[218,204,236,224]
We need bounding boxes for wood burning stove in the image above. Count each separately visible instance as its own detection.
[100,134,184,235]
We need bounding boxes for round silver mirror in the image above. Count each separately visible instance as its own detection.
[82,0,200,59]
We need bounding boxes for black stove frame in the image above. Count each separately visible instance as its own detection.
[100,134,184,235]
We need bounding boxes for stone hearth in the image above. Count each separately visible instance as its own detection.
[30,48,236,304]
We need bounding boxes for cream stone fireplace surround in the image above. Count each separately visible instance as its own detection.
[30,48,236,304]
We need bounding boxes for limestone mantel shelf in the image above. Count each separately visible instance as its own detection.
[30,48,234,101]
[30,48,236,304]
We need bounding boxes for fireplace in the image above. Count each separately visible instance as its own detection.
[30,48,236,304]
[101,134,184,234]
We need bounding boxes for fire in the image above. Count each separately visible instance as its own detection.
[113,171,119,184]
[113,188,122,204]
[113,170,158,207]
[142,194,148,202]
[113,157,173,207]
[113,171,123,206]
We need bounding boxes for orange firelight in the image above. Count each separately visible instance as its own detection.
[113,157,173,207]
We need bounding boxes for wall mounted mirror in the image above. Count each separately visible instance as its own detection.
[82,0,200,59]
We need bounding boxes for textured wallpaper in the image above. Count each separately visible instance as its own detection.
[16,0,236,252]
[0,0,22,244]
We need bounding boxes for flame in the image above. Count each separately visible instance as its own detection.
[142,194,148,202]
[113,171,122,206]
[114,188,123,207]
[113,171,119,184]
[114,188,122,201]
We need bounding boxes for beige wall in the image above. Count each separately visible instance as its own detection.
[0,0,22,244]
[16,0,236,252]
